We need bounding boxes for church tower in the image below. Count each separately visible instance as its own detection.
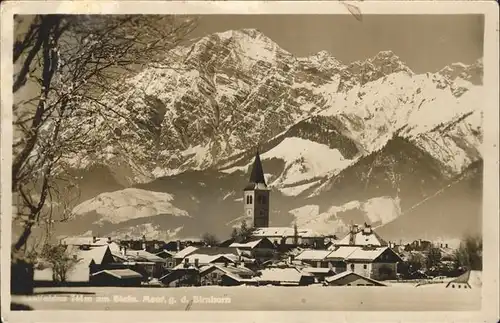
[243,150,270,228]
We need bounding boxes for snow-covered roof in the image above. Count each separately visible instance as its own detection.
[325,271,386,286]
[92,269,142,279]
[448,270,482,288]
[252,227,320,238]
[185,253,237,265]
[74,245,111,265]
[173,246,199,259]
[336,229,388,247]
[124,249,166,262]
[200,264,255,277]
[326,246,359,260]
[302,267,335,274]
[229,238,267,249]
[345,247,389,262]
[258,268,312,283]
[296,250,332,261]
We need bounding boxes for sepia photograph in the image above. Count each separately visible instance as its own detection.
[1,1,499,322]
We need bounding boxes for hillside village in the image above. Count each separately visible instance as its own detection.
[15,152,479,292]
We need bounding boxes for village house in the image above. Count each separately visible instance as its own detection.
[295,243,403,281]
[116,248,167,279]
[229,237,276,262]
[342,246,403,281]
[446,270,482,289]
[118,236,167,254]
[295,250,333,268]
[90,269,143,287]
[199,263,257,286]
[324,271,387,287]
[172,246,240,266]
[155,250,177,269]
[257,267,315,286]
[301,267,336,283]
[159,264,201,287]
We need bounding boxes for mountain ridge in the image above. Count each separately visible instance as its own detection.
[17,28,483,244]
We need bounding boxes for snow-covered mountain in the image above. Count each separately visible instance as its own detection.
[46,29,482,243]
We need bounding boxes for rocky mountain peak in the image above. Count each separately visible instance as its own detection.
[438,59,483,85]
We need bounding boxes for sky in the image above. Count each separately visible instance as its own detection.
[188,14,484,74]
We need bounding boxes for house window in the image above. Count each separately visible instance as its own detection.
[211,273,218,279]
[350,264,355,271]
[363,264,367,269]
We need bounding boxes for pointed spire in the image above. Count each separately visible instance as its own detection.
[249,149,266,185]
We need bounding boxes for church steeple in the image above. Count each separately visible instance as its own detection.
[243,147,270,228]
[248,150,266,186]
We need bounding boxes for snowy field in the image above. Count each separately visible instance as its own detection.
[12,284,481,311]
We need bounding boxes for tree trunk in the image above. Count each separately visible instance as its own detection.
[13,223,33,251]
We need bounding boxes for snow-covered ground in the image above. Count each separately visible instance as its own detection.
[288,196,402,235]
[12,285,481,311]
[72,188,190,225]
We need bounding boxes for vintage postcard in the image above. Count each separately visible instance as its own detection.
[1,1,498,322]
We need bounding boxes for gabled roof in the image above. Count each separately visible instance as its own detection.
[92,269,142,279]
[124,249,166,262]
[229,238,272,249]
[296,250,332,261]
[325,271,387,286]
[258,267,313,283]
[345,247,390,262]
[74,245,111,265]
[185,253,237,264]
[200,264,256,277]
[447,270,482,288]
[325,246,359,260]
[173,246,240,259]
[302,267,336,275]
[173,246,199,259]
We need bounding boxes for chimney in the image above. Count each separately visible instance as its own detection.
[176,240,181,252]
[194,258,199,267]
[92,236,97,243]
[224,261,228,267]
[445,243,448,248]
[107,237,111,244]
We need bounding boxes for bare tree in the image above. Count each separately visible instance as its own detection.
[12,15,197,252]
[454,234,482,271]
[201,233,220,247]
[40,243,79,283]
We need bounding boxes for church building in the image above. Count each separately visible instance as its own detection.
[243,151,270,228]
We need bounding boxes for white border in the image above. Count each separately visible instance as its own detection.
[1,1,499,323]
